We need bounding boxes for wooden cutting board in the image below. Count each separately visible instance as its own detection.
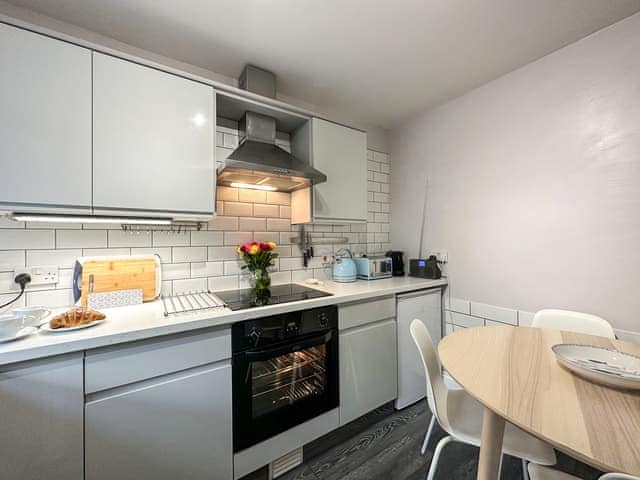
[80,257,157,306]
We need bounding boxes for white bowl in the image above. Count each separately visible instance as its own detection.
[552,344,640,391]
[0,314,26,339]
[12,306,51,327]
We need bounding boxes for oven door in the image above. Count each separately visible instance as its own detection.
[232,330,339,452]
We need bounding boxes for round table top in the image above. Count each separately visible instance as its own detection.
[438,325,640,476]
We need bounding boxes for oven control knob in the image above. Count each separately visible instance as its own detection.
[319,316,328,327]
[249,327,262,344]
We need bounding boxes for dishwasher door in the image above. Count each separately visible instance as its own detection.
[395,288,443,409]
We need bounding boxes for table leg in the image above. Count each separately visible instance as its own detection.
[477,407,506,480]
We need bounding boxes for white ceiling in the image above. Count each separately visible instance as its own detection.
[6,0,640,128]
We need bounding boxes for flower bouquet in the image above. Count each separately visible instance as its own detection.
[237,241,279,304]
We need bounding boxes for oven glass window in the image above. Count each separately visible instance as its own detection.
[251,345,327,418]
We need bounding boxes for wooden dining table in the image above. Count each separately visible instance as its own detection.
[438,325,640,480]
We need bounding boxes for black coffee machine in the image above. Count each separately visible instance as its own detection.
[385,251,405,276]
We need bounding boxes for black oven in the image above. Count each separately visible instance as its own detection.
[232,306,339,452]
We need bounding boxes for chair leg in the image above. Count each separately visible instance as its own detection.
[421,414,436,455]
[521,459,529,480]
[426,435,452,480]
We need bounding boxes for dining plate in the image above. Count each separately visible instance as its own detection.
[552,343,640,391]
[0,326,38,343]
[40,319,106,333]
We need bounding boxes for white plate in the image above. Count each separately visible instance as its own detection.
[0,326,38,343]
[553,344,640,391]
[40,319,106,333]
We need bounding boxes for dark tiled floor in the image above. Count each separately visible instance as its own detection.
[246,401,602,480]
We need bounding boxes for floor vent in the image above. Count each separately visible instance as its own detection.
[268,447,304,479]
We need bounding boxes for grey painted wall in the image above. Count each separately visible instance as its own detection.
[390,13,640,334]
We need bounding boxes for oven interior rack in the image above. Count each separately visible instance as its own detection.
[162,290,227,316]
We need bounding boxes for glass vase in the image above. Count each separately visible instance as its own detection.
[250,268,271,305]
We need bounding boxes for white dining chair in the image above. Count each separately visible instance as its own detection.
[410,319,557,480]
[531,309,615,339]
[529,463,639,480]
[420,372,461,456]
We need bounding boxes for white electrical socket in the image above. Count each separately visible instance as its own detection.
[430,250,448,263]
[14,265,59,286]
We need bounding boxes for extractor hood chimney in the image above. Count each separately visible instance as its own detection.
[216,66,327,193]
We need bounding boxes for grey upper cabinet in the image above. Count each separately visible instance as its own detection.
[0,354,84,480]
[291,118,367,224]
[0,23,92,214]
[93,53,216,219]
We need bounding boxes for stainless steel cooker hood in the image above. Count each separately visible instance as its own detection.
[217,66,326,193]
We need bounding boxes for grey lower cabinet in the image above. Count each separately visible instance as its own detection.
[0,353,84,480]
[339,318,398,425]
[85,361,233,480]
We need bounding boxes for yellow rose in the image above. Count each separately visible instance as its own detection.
[268,241,276,250]
[249,244,259,255]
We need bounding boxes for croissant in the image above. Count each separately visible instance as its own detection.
[49,307,106,329]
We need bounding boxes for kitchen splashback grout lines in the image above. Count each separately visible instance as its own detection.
[0,124,391,312]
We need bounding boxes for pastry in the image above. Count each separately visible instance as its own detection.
[49,307,105,329]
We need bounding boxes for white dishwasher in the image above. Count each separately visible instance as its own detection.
[395,288,443,409]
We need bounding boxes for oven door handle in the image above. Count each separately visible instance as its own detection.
[244,331,333,362]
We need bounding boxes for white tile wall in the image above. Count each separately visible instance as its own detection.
[0,124,391,312]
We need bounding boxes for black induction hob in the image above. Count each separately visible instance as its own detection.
[216,283,333,311]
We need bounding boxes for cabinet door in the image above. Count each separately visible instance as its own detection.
[312,119,367,223]
[93,53,215,217]
[85,362,232,480]
[0,24,91,213]
[339,319,397,425]
[396,289,442,409]
[0,354,84,480]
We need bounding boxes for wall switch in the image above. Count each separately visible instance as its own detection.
[15,266,59,286]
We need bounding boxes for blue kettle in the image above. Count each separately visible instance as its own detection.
[333,255,357,283]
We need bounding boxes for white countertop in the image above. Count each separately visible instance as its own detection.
[0,277,446,366]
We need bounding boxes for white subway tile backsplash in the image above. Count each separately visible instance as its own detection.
[223,260,243,275]
[0,292,25,314]
[267,218,291,232]
[173,278,207,294]
[373,151,389,163]
[82,248,131,257]
[131,247,172,263]
[238,189,267,203]
[0,145,392,309]
[0,250,25,269]
[266,192,290,206]
[224,202,253,216]
[239,217,267,232]
[172,247,207,263]
[56,230,106,249]
[448,311,484,328]
[224,232,252,246]
[191,261,224,278]
[279,206,291,219]
[0,229,55,250]
[470,302,518,325]
[153,231,190,247]
[0,218,25,229]
[162,263,191,280]
[108,230,152,248]
[253,204,280,218]
[191,231,224,246]
[446,297,471,314]
[26,288,74,308]
[208,246,240,261]
[26,249,80,268]
[208,275,238,292]
[217,186,238,201]
[208,216,239,231]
